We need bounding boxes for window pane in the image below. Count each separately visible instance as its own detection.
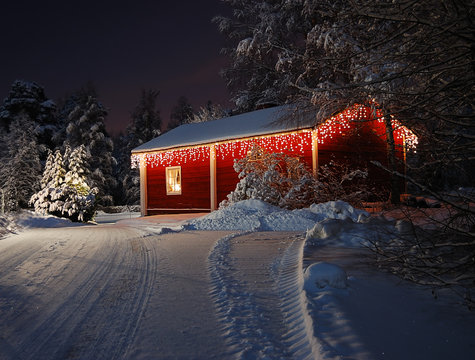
[166,167,181,195]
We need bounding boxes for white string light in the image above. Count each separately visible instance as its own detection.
[131,105,418,168]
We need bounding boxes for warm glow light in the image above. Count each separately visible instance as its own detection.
[131,146,210,169]
[131,130,312,168]
[316,103,418,149]
[130,104,418,169]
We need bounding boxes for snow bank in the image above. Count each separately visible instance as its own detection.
[305,213,406,248]
[188,199,369,232]
[4,210,85,232]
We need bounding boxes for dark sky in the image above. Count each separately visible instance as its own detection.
[0,0,232,135]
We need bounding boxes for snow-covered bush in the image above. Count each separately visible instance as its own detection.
[221,145,317,209]
[221,145,370,209]
[30,145,98,222]
[313,161,371,206]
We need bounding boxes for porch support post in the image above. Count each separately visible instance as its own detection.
[139,155,148,216]
[210,144,217,211]
[311,129,319,177]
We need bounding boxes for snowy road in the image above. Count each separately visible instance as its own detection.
[0,223,313,359]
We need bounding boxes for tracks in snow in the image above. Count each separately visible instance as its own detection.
[0,225,157,360]
[1,225,318,359]
[208,231,319,359]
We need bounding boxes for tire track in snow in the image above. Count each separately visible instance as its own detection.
[15,226,125,360]
[0,226,157,360]
[62,233,158,360]
[208,232,319,359]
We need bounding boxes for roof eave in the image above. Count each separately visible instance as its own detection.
[131,125,315,154]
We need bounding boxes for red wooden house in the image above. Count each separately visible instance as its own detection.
[131,104,416,215]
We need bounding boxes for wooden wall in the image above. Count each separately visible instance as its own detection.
[317,118,406,197]
[146,156,210,213]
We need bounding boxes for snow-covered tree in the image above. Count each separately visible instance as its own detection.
[61,145,97,221]
[217,0,474,200]
[187,101,227,123]
[223,145,371,209]
[0,116,42,211]
[30,145,97,222]
[61,88,116,205]
[0,80,58,153]
[29,149,66,215]
[217,0,474,306]
[215,0,307,112]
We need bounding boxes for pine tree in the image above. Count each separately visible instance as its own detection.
[64,145,90,196]
[0,116,42,211]
[167,96,193,131]
[29,149,66,216]
[30,145,97,222]
[61,87,116,205]
[63,145,97,222]
[116,89,162,205]
[0,80,58,153]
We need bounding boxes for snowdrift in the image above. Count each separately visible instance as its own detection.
[188,199,369,232]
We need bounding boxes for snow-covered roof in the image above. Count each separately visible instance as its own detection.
[132,105,316,153]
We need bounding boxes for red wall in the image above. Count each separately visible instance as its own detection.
[317,107,406,196]
[145,147,210,213]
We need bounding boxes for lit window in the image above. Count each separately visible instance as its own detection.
[166,166,182,195]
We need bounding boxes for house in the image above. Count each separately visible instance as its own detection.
[131,104,417,215]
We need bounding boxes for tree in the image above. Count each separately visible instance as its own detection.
[228,148,310,208]
[29,149,65,216]
[187,101,227,123]
[167,96,193,131]
[61,87,116,205]
[0,80,58,154]
[0,116,42,211]
[30,145,97,222]
[215,0,308,112]
[115,89,162,205]
[217,0,474,199]
[222,144,369,209]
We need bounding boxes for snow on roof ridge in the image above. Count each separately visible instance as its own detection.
[132,104,316,153]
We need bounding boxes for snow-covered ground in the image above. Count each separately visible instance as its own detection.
[0,202,474,359]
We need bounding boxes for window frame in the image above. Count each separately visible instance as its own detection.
[165,166,182,195]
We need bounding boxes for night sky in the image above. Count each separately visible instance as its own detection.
[0,0,232,135]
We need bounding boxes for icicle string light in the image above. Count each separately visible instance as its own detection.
[215,131,312,161]
[131,104,418,169]
[131,145,210,169]
[131,131,312,168]
[317,104,418,149]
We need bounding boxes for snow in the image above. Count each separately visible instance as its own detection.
[3,210,86,230]
[132,105,315,152]
[304,262,348,290]
[0,201,474,359]
[188,199,369,231]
